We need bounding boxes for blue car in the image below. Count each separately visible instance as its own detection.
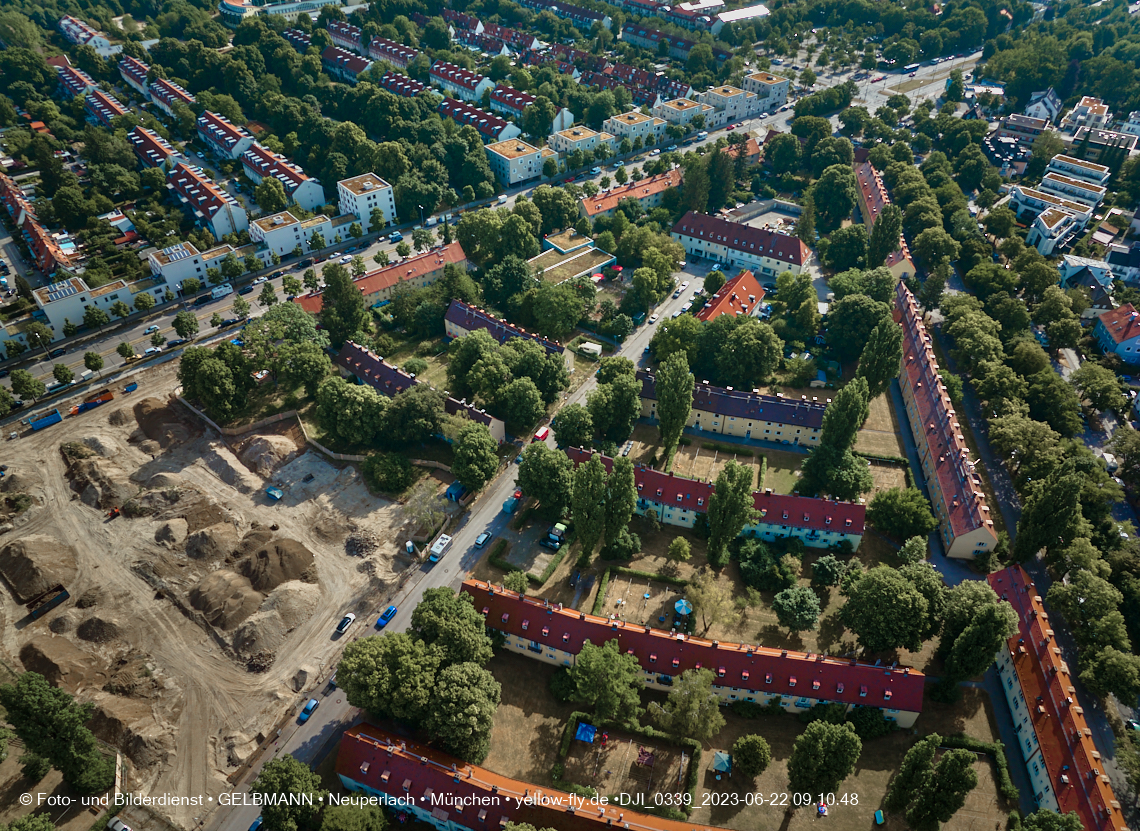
[376,605,398,629]
[249,819,263,831]
[298,698,319,723]
[231,338,245,347]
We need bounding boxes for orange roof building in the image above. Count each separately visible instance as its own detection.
[1094,303,1140,364]
[854,161,915,280]
[989,566,1127,831]
[579,168,682,219]
[695,268,765,322]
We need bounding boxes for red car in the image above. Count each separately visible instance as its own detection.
[726,124,736,131]
[513,488,522,500]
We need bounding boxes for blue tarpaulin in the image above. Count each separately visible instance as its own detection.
[575,722,597,743]
[712,751,732,773]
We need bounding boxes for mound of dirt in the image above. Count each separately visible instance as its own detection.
[155,518,189,548]
[104,654,158,698]
[0,535,78,603]
[89,697,173,769]
[76,587,101,608]
[68,458,135,510]
[261,581,321,630]
[235,526,275,558]
[240,539,316,592]
[239,435,299,477]
[232,610,286,657]
[199,444,262,494]
[49,614,74,634]
[189,570,262,629]
[77,616,124,643]
[2,470,41,493]
[108,407,132,427]
[185,522,240,561]
[146,472,183,490]
[133,398,192,447]
[82,436,120,457]
[19,635,105,693]
[225,733,259,767]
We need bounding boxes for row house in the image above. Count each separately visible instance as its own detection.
[118,55,151,96]
[988,566,1127,830]
[603,110,667,147]
[456,29,511,57]
[895,282,998,558]
[1024,87,1062,124]
[377,71,426,97]
[695,268,765,322]
[580,168,682,220]
[367,36,418,69]
[438,98,520,143]
[1107,241,1140,284]
[57,65,98,99]
[196,111,254,160]
[671,211,809,277]
[548,125,614,157]
[58,15,112,50]
[481,22,541,51]
[298,242,467,312]
[0,173,74,276]
[429,61,493,103]
[567,449,868,551]
[470,572,918,721]
[518,49,581,81]
[489,85,535,120]
[250,210,352,257]
[516,0,611,29]
[149,77,196,117]
[1061,95,1112,134]
[333,337,506,443]
[743,71,790,110]
[579,71,656,109]
[326,20,362,52]
[240,143,325,211]
[336,173,395,232]
[1094,304,1140,365]
[548,43,610,73]
[85,90,127,127]
[442,8,482,32]
[31,275,170,340]
[619,23,732,63]
[485,139,542,186]
[638,369,824,446]
[167,162,248,239]
[321,46,373,84]
[854,161,915,280]
[444,299,564,355]
[282,28,311,51]
[128,126,183,170]
[620,0,666,15]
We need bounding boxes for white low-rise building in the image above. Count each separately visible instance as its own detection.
[547,126,615,157]
[31,273,170,339]
[672,211,809,277]
[147,241,235,285]
[696,85,763,128]
[149,77,196,117]
[337,173,396,232]
[486,139,542,186]
[743,71,789,110]
[248,210,356,257]
[603,110,667,147]
[1010,184,1095,256]
[1047,153,1111,186]
[652,97,715,127]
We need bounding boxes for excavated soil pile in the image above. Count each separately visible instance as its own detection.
[104,653,159,697]
[185,522,241,561]
[232,612,286,657]
[345,528,379,557]
[89,697,173,769]
[189,570,262,629]
[107,407,132,427]
[155,518,189,548]
[77,616,124,643]
[240,538,316,592]
[19,635,106,693]
[234,526,275,558]
[133,397,193,447]
[147,485,234,532]
[2,471,41,494]
[239,435,300,477]
[0,535,78,603]
[146,472,183,489]
[262,581,320,630]
[67,457,135,509]
[200,443,262,494]
[82,436,121,458]
[49,615,74,634]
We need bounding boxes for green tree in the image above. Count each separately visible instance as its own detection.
[83,306,110,330]
[821,376,870,451]
[232,294,251,319]
[866,488,937,541]
[787,721,862,797]
[320,803,386,831]
[572,639,644,722]
[84,351,104,378]
[221,252,243,282]
[424,662,501,762]
[867,203,903,268]
[905,749,978,831]
[275,341,331,397]
[572,453,608,559]
[812,555,845,586]
[452,423,499,491]
[983,206,1016,239]
[134,292,155,313]
[707,461,757,567]
[173,310,200,339]
[116,342,134,360]
[1022,814,1084,831]
[338,633,441,722]
[812,165,858,232]
[181,278,201,296]
[857,318,903,399]
[412,227,434,253]
[283,275,303,296]
[912,226,960,267]
[667,537,692,562]
[553,403,593,449]
[517,442,573,518]
[840,565,931,653]
[716,318,783,388]
[772,585,821,632]
[259,282,279,308]
[587,374,641,444]
[52,363,73,385]
[498,378,545,435]
[503,571,529,594]
[648,668,725,740]
[10,369,45,402]
[1080,646,1140,701]
[1071,363,1126,413]
[604,456,637,547]
[250,755,327,831]
[828,295,891,363]
[733,734,772,780]
[938,581,1018,686]
[109,301,131,319]
[765,132,801,175]
[886,734,939,811]
[656,351,694,455]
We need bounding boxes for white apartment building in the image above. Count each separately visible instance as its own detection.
[696,85,763,128]
[1061,95,1112,133]
[337,173,396,231]
[672,210,809,277]
[241,143,325,212]
[147,241,236,285]
[248,210,356,257]
[743,71,789,110]
[603,110,667,147]
[652,97,715,127]
[58,15,115,54]
[1039,171,1107,207]
[486,140,542,186]
[546,126,615,157]
[1047,153,1111,186]
[196,111,255,160]
[1010,185,1095,256]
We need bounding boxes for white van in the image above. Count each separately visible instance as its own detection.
[497,194,509,204]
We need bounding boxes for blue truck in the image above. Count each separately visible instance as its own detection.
[502,495,519,514]
[28,409,62,431]
[26,584,69,620]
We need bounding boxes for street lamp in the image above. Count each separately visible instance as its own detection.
[418,204,425,228]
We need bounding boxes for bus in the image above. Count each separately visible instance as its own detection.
[903,63,921,72]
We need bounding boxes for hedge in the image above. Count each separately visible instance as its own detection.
[939,734,1019,803]
[592,568,612,615]
[853,450,908,466]
[560,712,591,758]
[612,565,689,589]
[757,453,768,489]
[487,539,513,573]
[701,441,753,456]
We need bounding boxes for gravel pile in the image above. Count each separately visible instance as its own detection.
[246,651,275,673]
[345,529,379,557]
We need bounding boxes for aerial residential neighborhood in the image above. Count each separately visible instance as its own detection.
[0,3,1138,831]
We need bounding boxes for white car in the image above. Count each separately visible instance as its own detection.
[335,613,356,634]
[681,302,692,312]
[339,254,353,264]
[143,325,159,335]
[650,148,661,155]
[648,313,659,323]
[671,310,682,318]
[680,280,690,289]
[253,275,268,284]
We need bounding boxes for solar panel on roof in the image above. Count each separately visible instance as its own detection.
[162,244,190,261]
[47,282,79,302]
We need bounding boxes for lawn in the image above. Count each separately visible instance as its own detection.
[761,448,804,494]
[671,442,763,487]
[530,248,614,285]
[854,392,907,457]
[376,334,450,389]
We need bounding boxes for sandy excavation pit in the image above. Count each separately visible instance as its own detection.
[0,367,407,827]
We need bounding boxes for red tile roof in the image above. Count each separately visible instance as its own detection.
[895,283,995,544]
[118,55,150,87]
[377,71,426,97]
[490,85,535,115]
[149,77,196,108]
[128,126,178,168]
[168,162,241,222]
[241,142,313,194]
[672,211,809,267]
[57,65,97,98]
[1096,303,1140,345]
[430,60,488,92]
[196,110,252,153]
[439,98,511,140]
[322,45,373,77]
[442,8,482,30]
[282,29,311,50]
[988,566,1127,831]
[466,576,917,711]
[327,20,362,50]
[85,90,127,126]
[565,447,865,535]
[695,269,765,322]
[581,169,682,218]
[367,36,418,67]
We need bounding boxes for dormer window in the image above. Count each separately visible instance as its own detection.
[812,680,820,690]
[717,666,726,677]
[884,690,892,700]
[765,673,772,684]
[563,633,570,642]
[501,614,509,623]
[742,671,749,681]
[859,686,868,697]
[521,620,528,630]
[650,654,657,662]
[542,626,549,637]
[789,677,797,687]
[672,658,680,668]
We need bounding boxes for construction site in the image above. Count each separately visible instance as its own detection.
[0,361,411,827]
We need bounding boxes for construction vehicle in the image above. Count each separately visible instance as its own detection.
[26,584,69,620]
[69,389,114,416]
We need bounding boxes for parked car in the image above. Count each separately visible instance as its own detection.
[252,276,267,284]
[335,612,356,634]
[648,313,659,323]
[298,698,319,724]
[144,325,160,335]
[49,348,66,358]
[238,285,254,295]
[166,339,188,349]
[144,347,161,356]
[248,819,263,831]
[474,532,491,548]
[376,605,398,629]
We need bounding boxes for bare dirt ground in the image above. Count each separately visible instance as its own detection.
[0,361,411,827]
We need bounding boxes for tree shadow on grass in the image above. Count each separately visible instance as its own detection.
[815,609,849,653]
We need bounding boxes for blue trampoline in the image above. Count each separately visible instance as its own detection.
[575,722,597,743]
